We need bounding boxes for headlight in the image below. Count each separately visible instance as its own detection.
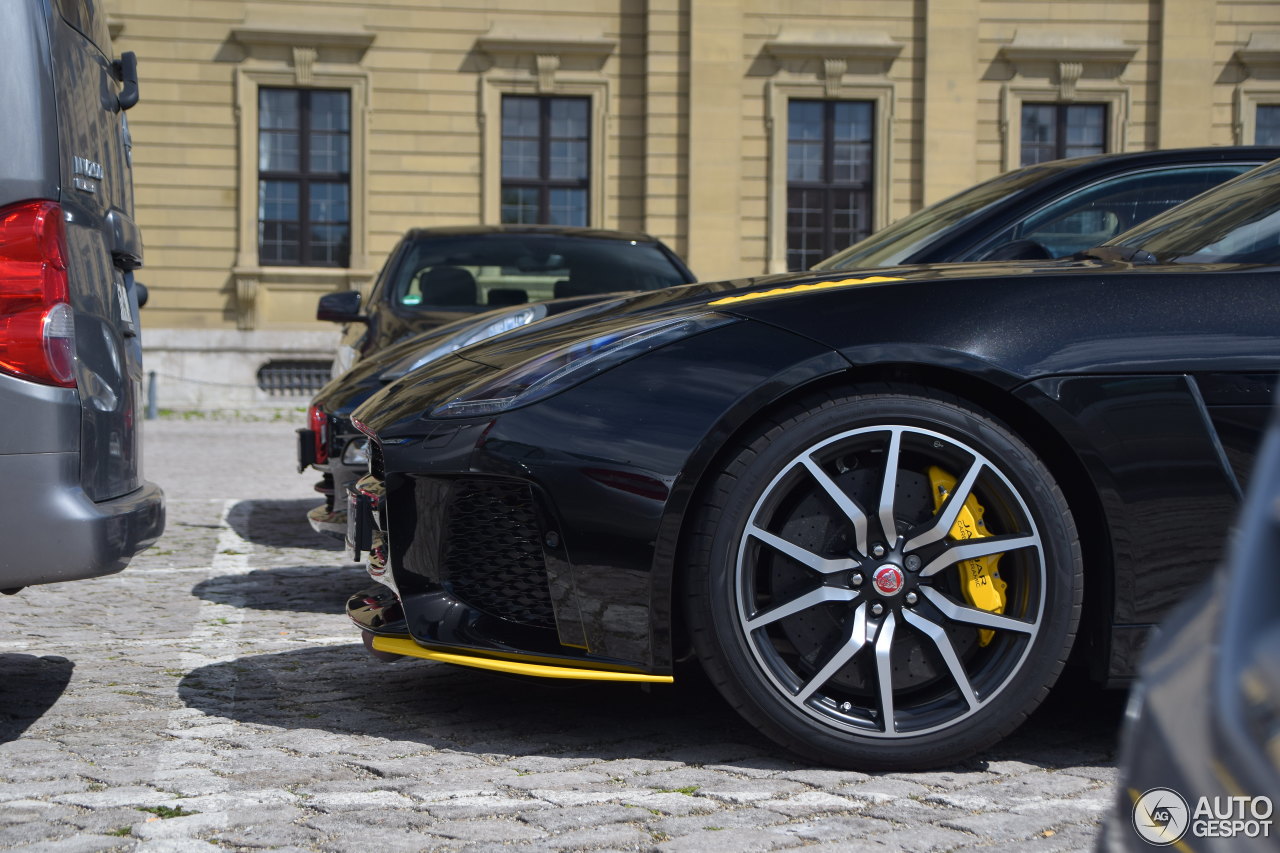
[341,437,370,466]
[431,313,736,419]
[378,305,547,382]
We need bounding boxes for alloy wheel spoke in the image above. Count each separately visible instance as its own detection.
[747,525,858,575]
[746,586,859,631]
[874,611,897,735]
[920,586,1038,634]
[904,456,984,551]
[799,456,869,557]
[901,608,977,709]
[918,534,1040,578]
[877,428,903,545]
[795,603,868,702]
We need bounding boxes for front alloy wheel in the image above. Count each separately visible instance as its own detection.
[686,388,1081,769]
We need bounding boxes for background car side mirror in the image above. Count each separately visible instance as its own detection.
[135,282,148,308]
[317,290,366,323]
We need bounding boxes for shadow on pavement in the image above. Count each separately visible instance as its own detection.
[178,644,1125,770]
[0,654,74,743]
[192,565,366,614]
[226,499,342,551]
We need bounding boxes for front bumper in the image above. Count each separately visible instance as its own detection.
[0,450,165,589]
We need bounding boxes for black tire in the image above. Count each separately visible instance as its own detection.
[684,385,1081,770]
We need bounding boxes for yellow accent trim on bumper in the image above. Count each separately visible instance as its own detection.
[370,636,674,683]
[707,276,904,306]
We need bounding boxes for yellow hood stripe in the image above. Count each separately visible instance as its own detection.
[708,276,904,306]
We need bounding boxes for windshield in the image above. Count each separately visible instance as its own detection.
[387,233,690,310]
[1105,158,1280,265]
[813,161,1077,270]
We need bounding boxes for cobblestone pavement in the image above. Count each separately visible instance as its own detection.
[1,417,1127,852]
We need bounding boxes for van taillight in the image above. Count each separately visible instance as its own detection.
[309,404,330,464]
[0,201,75,387]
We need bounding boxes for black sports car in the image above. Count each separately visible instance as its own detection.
[813,145,1280,270]
[343,159,1280,770]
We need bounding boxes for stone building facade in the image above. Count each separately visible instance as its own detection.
[102,0,1280,407]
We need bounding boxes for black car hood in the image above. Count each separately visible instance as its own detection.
[355,255,1258,438]
[452,257,1102,371]
[351,258,1095,435]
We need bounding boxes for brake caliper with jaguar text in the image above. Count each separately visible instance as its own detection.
[927,466,1007,646]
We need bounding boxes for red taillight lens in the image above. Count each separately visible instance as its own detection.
[0,201,75,387]
[309,404,329,464]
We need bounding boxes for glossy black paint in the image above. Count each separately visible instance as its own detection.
[329,225,695,361]
[349,158,1280,682]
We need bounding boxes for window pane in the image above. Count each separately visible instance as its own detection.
[309,183,349,224]
[502,96,540,137]
[1064,104,1106,158]
[259,221,300,265]
[548,188,587,226]
[549,140,588,180]
[502,139,540,179]
[788,140,823,182]
[309,224,350,265]
[310,91,350,132]
[1258,106,1280,146]
[258,180,298,222]
[259,89,299,130]
[310,132,349,174]
[259,130,299,172]
[501,187,539,224]
[550,98,589,139]
[832,102,872,143]
[788,101,823,141]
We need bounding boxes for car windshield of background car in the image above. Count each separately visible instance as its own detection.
[812,162,1066,270]
[1106,159,1280,265]
[390,235,688,310]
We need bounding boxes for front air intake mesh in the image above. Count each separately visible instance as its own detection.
[441,479,554,628]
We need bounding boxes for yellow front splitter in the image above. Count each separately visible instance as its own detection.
[370,636,674,683]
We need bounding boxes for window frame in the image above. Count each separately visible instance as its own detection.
[766,79,894,273]
[257,87,353,267]
[499,95,592,226]
[1236,86,1280,145]
[480,76,610,229]
[1000,84,1128,172]
[784,99,877,271]
[1018,102,1109,166]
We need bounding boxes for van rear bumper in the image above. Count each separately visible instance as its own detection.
[0,451,165,589]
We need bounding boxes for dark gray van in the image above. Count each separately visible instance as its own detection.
[0,0,163,593]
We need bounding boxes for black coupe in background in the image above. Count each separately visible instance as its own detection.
[343,158,1280,770]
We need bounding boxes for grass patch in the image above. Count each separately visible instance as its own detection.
[137,805,198,819]
[655,785,699,795]
[107,827,132,837]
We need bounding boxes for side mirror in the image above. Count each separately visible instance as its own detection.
[135,281,149,308]
[317,290,366,323]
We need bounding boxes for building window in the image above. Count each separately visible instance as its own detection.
[258,88,350,267]
[1020,103,1107,166]
[786,100,874,271]
[500,96,590,226]
[1258,105,1280,145]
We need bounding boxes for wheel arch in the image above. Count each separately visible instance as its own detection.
[661,361,1114,681]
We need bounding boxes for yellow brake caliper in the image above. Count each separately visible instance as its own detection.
[926,466,1007,646]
